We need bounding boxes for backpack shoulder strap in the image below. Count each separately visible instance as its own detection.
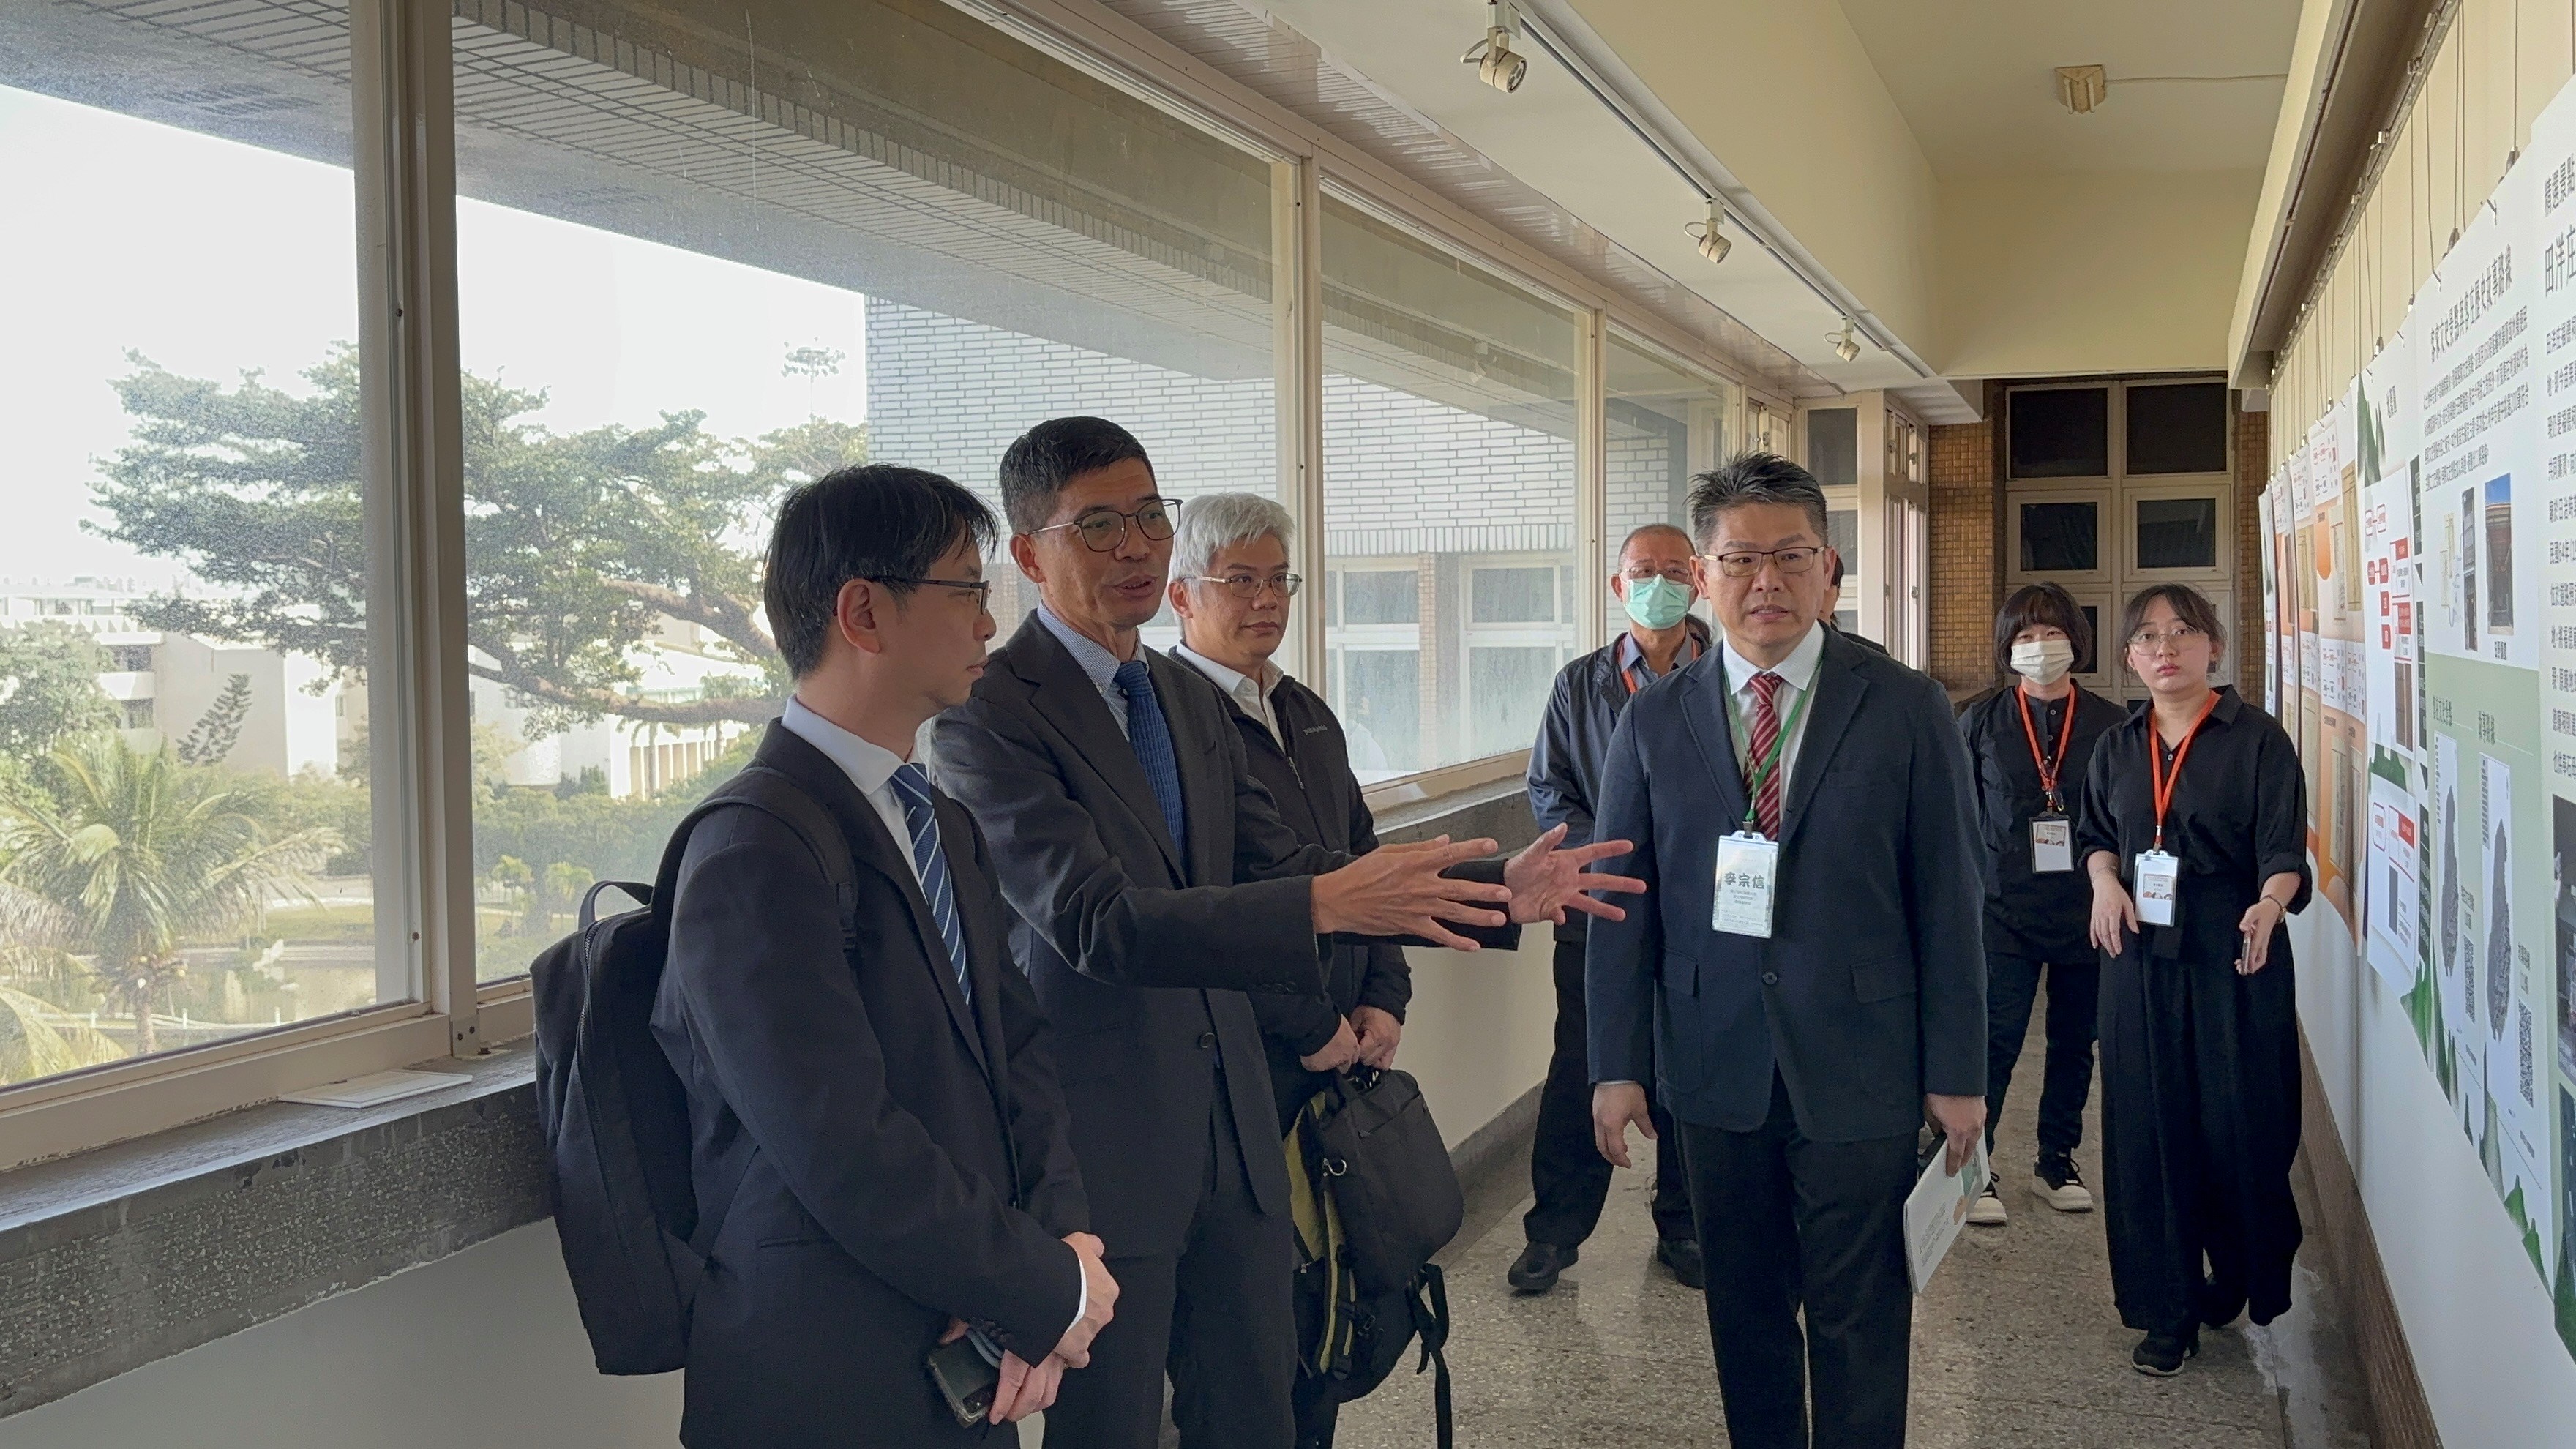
[650,764,860,954]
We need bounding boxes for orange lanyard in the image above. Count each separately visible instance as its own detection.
[2146,692,2220,853]
[2013,684,2078,813]
[1620,635,1699,695]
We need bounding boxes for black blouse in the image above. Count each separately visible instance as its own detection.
[2074,686,2313,963]
[1957,684,2127,962]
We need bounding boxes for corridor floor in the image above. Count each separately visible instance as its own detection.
[1330,1011,2371,1449]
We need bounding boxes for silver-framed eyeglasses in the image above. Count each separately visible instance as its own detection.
[1191,572,1303,601]
[1621,564,1696,585]
[2126,624,2204,653]
[1703,545,1821,579]
[1032,498,1180,553]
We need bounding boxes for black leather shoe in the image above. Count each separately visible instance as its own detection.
[1507,1241,1576,1293]
[2132,1328,2200,1377]
[1655,1237,1706,1291]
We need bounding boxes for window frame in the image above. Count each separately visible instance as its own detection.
[1,0,1796,1164]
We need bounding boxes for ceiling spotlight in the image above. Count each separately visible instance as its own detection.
[1829,320,1862,364]
[1685,198,1733,264]
[1461,1,1529,94]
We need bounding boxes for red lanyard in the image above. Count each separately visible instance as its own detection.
[2013,684,2078,812]
[2146,692,2220,852]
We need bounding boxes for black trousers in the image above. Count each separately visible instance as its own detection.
[1982,949,2098,1164]
[1525,937,1693,1247]
[1046,1072,1296,1449]
[1677,1076,1917,1449]
[2097,944,2303,1336]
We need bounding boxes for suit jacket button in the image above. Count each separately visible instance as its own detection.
[1197,1031,1218,1049]
[1761,971,1779,986]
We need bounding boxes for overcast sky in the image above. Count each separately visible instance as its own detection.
[0,83,868,593]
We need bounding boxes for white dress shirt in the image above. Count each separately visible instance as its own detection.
[779,695,924,891]
[1172,643,1282,745]
[776,694,1086,1342]
[1716,621,1827,813]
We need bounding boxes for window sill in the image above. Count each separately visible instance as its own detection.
[0,1043,543,1421]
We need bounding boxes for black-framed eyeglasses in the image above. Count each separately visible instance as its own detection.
[1032,498,1181,553]
[1704,545,1822,579]
[866,576,992,610]
[1190,572,1303,601]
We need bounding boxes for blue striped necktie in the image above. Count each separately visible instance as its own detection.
[889,762,968,1006]
[1113,659,1188,858]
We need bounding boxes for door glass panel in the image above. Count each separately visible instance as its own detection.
[1806,407,1858,487]
[2135,497,2219,569]
[2010,388,2109,478]
[2125,382,2227,475]
[2018,501,2100,572]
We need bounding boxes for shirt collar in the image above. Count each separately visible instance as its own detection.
[1614,629,1703,678]
[780,694,906,798]
[1036,604,1134,693]
[1172,643,1278,707]
[1717,620,1825,695]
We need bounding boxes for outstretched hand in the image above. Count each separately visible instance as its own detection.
[1503,823,1649,925]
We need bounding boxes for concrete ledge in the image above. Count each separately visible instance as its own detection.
[0,1046,543,1420]
[0,779,1540,1420]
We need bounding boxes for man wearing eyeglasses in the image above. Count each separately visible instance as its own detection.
[933,418,1644,1449]
[1512,523,1710,1298]
[1588,452,1986,1449]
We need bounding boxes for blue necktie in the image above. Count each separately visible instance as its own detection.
[889,763,968,1007]
[1114,659,1189,860]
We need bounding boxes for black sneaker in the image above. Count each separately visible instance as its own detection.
[1508,1241,1576,1293]
[1655,1237,1706,1290]
[2132,1328,2200,1377]
[2034,1156,2094,1213]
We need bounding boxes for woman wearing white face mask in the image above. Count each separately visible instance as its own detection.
[1952,583,2124,1228]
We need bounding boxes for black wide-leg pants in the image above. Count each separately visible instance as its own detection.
[2097,943,2303,1336]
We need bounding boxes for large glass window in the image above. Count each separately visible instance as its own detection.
[0,0,402,1086]
[1605,332,1735,572]
[1321,195,1579,779]
[446,0,1277,975]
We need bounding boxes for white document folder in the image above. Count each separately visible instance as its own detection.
[1903,1135,1990,1294]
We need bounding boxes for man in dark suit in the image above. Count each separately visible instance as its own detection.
[935,418,1641,1449]
[1590,452,1987,1449]
[654,465,1115,1447]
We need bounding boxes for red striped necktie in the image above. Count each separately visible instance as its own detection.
[1747,670,1785,838]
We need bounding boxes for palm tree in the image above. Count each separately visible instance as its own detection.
[0,736,338,1057]
[0,984,119,1084]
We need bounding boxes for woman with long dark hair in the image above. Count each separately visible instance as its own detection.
[2078,583,2310,1376]
[1955,583,2124,1228]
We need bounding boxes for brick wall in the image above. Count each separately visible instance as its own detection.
[1928,409,2000,693]
[2235,404,2269,692]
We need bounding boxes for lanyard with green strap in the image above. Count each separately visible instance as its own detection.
[1717,655,1812,836]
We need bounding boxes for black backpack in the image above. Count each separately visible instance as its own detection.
[529,765,855,1375]
[1287,1067,1464,1448]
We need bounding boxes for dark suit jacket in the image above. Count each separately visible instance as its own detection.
[654,723,1087,1448]
[935,616,1516,1257]
[934,616,1350,1257]
[1585,627,1987,1142]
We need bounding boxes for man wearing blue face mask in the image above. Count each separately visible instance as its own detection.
[1515,523,1712,1294]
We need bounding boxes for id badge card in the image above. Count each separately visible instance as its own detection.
[2134,850,2180,927]
[2029,814,2073,874]
[1713,831,1781,938]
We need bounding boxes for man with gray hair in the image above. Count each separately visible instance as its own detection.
[1587,452,1985,1448]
